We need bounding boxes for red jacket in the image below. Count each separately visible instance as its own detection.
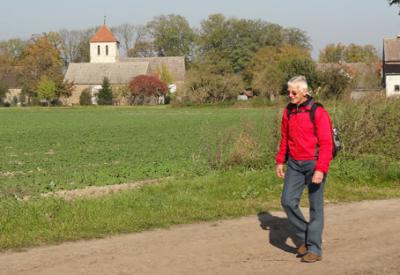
[275,99,333,173]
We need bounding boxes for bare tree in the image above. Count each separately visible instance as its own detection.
[59,29,86,63]
[59,27,97,63]
[112,23,147,56]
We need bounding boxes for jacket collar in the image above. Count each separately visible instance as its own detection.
[288,96,314,109]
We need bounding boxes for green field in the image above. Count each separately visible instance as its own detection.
[1,105,400,250]
[0,106,274,197]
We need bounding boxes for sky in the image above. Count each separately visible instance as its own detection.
[0,0,400,59]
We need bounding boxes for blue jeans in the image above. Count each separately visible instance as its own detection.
[281,157,325,256]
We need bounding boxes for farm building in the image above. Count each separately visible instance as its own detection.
[383,35,400,97]
[0,66,22,105]
[63,24,185,105]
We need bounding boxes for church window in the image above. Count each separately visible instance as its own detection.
[97,45,100,56]
[106,45,109,56]
[395,85,400,92]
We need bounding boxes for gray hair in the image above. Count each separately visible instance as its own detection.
[287,75,309,93]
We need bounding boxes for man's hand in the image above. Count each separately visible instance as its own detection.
[312,170,324,184]
[276,164,285,178]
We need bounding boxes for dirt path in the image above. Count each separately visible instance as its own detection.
[1,199,399,275]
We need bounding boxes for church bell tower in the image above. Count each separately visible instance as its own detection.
[89,23,119,63]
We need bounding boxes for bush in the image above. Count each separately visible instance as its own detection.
[128,75,168,105]
[37,76,57,105]
[79,88,92,105]
[227,121,263,167]
[179,70,244,104]
[330,96,400,159]
[317,66,353,99]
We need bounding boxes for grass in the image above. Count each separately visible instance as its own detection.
[1,168,400,250]
[0,106,273,197]
[1,105,400,250]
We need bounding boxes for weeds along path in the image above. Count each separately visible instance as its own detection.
[1,199,399,275]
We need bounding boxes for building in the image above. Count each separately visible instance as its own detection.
[63,24,185,105]
[0,66,22,105]
[383,35,400,97]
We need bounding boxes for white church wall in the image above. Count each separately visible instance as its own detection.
[90,42,119,63]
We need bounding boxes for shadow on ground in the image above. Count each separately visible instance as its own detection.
[257,212,301,254]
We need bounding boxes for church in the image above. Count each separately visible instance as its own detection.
[63,24,185,105]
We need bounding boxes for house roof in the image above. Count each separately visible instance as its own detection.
[383,37,400,62]
[64,62,149,85]
[90,25,118,43]
[119,56,185,81]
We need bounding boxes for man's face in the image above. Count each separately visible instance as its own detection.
[288,84,307,105]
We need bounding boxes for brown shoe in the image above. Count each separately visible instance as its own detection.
[296,244,307,256]
[301,252,322,263]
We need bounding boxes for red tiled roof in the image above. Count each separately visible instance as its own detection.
[90,25,118,43]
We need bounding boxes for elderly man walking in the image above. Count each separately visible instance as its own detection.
[275,76,333,263]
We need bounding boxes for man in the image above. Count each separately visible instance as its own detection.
[275,75,333,263]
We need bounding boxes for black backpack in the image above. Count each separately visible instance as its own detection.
[286,101,341,158]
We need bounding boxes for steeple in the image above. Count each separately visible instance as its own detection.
[90,23,119,63]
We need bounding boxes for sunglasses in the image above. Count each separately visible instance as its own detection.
[288,91,298,96]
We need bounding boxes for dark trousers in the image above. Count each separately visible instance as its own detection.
[281,157,325,256]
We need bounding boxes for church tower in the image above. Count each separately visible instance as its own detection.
[90,24,119,63]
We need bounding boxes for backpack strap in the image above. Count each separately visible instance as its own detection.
[286,103,295,120]
[310,102,324,159]
[310,102,323,125]
[310,102,323,136]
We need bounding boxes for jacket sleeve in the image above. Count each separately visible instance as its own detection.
[275,108,288,165]
[314,107,333,173]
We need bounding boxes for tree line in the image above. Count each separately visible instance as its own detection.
[0,13,381,106]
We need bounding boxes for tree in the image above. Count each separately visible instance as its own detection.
[19,34,64,103]
[37,75,56,105]
[318,66,353,99]
[129,75,168,96]
[127,41,157,57]
[0,38,27,65]
[283,28,312,50]
[55,79,73,100]
[180,53,244,103]
[343,44,379,63]
[319,43,379,63]
[112,23,146,56]
[97,77,113,105]
[319,43,346,63]
[147,14,196,58]
[128,75,168,105]
[252,64,286,100]
[59,29,86,63]
[60,27,97,63]
[198,14,311,73]
[278,56,320,92]
[244,44,310,85]
[181,69,244,104]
